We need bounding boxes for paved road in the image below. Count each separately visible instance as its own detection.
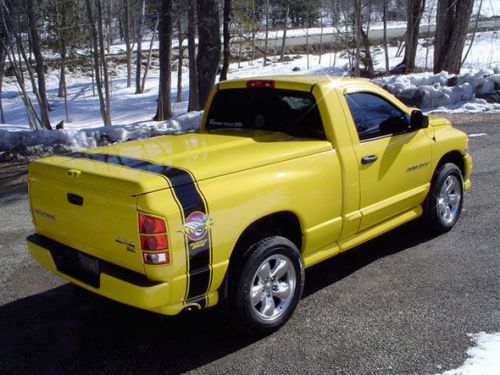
[252,18,500,50]
[0,113,499,374]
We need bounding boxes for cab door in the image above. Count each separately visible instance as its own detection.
[345,91,432,231]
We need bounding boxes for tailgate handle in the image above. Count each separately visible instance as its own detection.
[67,193,84,206]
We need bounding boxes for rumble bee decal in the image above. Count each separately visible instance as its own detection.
[182,212,213,249]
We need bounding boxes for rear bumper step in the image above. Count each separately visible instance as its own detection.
[26,234,173,312]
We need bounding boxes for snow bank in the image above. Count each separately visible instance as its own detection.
[0,111,203,162]
[374,67,500,112]
[438,332,500,375]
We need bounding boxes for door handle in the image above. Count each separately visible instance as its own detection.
[361,154,378,165]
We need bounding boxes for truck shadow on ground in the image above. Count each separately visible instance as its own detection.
[0,220,437,374]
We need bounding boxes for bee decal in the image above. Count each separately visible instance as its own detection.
[181,211,213,241]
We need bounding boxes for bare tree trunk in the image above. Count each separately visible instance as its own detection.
[0,10,6,124]
[57,46,67,98]
[123,0,132,87]
[196,0,220,108]
[105,1,112,54]
[461,0,482,69]
[250,0,256,65]
[319,1,324,65]
[27,0,52,129]
[263,0,269,67]
[96,0,111,125]
[354,0,361,77]
[0,49,5,123]
[404,0,426,73]
[135,0,145,94]
[1,7,40,129]
[85,0,109,125]
[361,28,374,77]
[176,16,184,102]
[54,0,69,122]
[383,0,389,73]
[362,0,374,77]
[187,0,199,111]
[280,1,289,61]
[219,0,231,81]
[425,2,435,70]
[155,0,173,121]
[142,16,159,93]
[434,0,474,74]
[237,33,242,68]
[306,26,310,70]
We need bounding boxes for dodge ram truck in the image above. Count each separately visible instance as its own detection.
[27,76,472,334]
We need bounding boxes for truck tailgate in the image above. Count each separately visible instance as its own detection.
[28,156,168,274]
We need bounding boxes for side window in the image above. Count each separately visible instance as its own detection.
[346,93,409,141]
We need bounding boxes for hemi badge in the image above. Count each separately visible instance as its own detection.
[115,238,136,252]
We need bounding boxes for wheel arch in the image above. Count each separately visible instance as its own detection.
[220,211,303,300]
[434,151,465,177]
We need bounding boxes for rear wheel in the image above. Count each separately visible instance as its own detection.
[424,163,464,234]
[226,236,304,336]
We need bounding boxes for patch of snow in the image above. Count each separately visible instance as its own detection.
[0,112,203,161]
[438,332,500,375]
[374,68,500,112]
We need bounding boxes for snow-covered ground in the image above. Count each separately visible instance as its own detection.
[0,29,499,159]
[438,332,500,375]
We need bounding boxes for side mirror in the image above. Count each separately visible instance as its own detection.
[410,110,429,130]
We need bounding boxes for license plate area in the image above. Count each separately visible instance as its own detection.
[78,253,99,274]
[51,246,101,288]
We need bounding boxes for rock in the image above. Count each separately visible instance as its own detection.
[292,67,301,72]
[390,62,406,75]
[477,91,500,103]
[446,76,458,87]
[56,120,64,130]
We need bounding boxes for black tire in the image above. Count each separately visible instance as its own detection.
[424,163,464,234]
[226,236,304,336]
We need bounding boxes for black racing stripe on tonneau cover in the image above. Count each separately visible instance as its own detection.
[65,152,213,307]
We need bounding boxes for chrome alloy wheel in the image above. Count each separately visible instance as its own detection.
[437,175,462,225]
[250,254,296,322]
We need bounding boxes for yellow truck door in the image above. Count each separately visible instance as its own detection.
[344,91,433,231]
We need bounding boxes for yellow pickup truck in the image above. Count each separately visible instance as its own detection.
[27,76,472,335]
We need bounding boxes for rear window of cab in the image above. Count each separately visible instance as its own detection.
[206,88,326,140]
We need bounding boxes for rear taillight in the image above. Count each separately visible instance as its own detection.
[138,213,169,265]
[139,213,166,233]
[143,252,169,265]
[246,79,275,89]
[140,235,168,250]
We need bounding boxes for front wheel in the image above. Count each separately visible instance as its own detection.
[424,163,464,234]
[226,236,304,336]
